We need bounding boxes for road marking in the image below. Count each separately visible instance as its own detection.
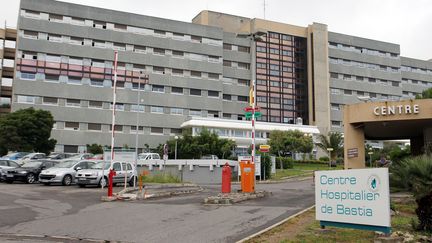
[236,205,316,243]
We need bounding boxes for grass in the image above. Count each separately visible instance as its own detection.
[272,163,343,180]
[247,196,431,243]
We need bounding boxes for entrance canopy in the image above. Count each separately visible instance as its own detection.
[343,99,432,169]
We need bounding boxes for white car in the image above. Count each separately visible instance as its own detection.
[75,161,137,188]
[0,160,21,181]
[39,160,96,186]
[17,153,46,165]
[138,153,161,160]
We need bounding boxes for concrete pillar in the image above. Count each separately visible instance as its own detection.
[344,123,365,169]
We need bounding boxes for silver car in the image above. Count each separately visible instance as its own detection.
[39,160,96,186]
[75,161,137,188]
[0,160,21,181]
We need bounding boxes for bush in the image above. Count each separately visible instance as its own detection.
[319,156,329,161]
[276,157,294,169]
[297,159,328,164]
[260,154,272,179]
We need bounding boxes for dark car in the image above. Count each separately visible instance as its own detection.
[0,159,21,181]
[3,160,58,184]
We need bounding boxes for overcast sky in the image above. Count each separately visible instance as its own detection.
[1,0,431,60]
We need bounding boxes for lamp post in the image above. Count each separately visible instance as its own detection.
[174,135,179,160]
[326,147,334,167]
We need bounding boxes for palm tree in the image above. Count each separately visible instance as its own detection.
[391,155,432,231]
[316,132,343,160]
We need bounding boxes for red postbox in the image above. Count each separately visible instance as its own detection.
[108,169,116,197]
[221,163,232,193]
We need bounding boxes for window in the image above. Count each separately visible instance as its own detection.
[238,79,250,86]
[70,37,84,45]
[90,79,104,87]
[172,69,183,76]
[238,62,249,70]
[171,128,182,135]
[69,57,83,65]
[208,90,219,98]
[65,122,79,130]
[152,85,165,93]
[88,123,102,131]
[190,89,201,96]
[153,66,165,74]
[110,103,124,111]
[171,87,183,94]
[330,88,340,95]
[223,94,232,101]
[208,55,219,62]
[93,21,106,29]
[344,90,353,95]
[22,51,37,60]
[356,76,363,81]
[47,34,62,42]
[24,10,40,19]
[223,43,232,50]
[43,97,58,105]
[23,30,38,39]
[130,126,144,134]
[172,50,184,57]
[92,40,106,48]
[191,35,202,43]
[154,30,166,37]
[20,72,36,80]
[89,100,103,109]
[46,54,61,63]
[190,71,201,78]
[134,45,146,53]
[223,60,232,67]
[66,99,80,107]
[172,33,184,40]
[17,95,36,104]
[114,23,127,31]
[171,108,183,115]
[70,17,85,25]
[223,113,232,119]
[330,73,338,79]
[153,48,165,55]
[208,110,219,118]
[151,127,164,134]
[113,43,126,51]
[282,50,292,56]
[130,104,145,112]
[151,106,164,113]
[238,46,249,53]
[238,96,248,102]
[189,109,202,116]
[368,78,376,83]
[110,125,123,132]
[270,81,280,87]
[343,74,352,80]
[392,81,399,87]
[208,73,219,80]
[67,77,81,85]
[331,121,341,127]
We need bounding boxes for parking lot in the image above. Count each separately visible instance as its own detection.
[0,179,315,243]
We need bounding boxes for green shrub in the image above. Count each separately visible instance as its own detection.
[260,154,272,179]
[319,156,329,161]
[276,157,294,169]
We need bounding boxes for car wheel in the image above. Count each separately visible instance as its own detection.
[99,177,108,188]
[26,173,36,184]
[62,175,72,186]
[128,176,136,186]
[5,180,13,184]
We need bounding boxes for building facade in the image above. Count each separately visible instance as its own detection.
[9,0,432,153]
[0,26,16,114]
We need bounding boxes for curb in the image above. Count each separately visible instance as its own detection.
[101,185,203,201]
[236,205,316,243]
[204,191,270,205]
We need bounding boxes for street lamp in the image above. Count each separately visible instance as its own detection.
[326,148,334,167]
[237,30,267,166]
[174,135,179,160]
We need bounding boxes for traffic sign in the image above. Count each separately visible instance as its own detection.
[245,111,262,119]
[244,106,261,112]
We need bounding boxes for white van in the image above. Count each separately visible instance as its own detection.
[137,153,161,160]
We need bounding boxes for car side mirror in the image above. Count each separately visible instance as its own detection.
[75,167,82,171]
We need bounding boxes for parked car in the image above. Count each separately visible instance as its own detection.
[89,154,103,160]
[75,161,136,188]
[3,160,58,184]
[0,159,21,181]
[138,153,161,160]
[17,153,47,165]
[62,153,93,161]
[1,152,29,161]
[47,152,78,160]
[39,160,96,186]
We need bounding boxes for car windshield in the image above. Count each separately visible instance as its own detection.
[67,154,83,160]
[91,162,111,170]
[53,161,76,168]
[22,161,42,168]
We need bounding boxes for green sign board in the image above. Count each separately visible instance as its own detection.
[245,111,262,119]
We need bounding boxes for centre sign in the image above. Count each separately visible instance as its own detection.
[373,104,419,116]
[315,168,391,233]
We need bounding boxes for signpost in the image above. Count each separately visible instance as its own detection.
[315,168,391,233]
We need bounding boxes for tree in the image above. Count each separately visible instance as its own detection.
[390,155,432,232]
[86,143,104,154]
[316,132,344,160]
[269,130,287,157]
[269,130,313,156]
[0,108,56,155]
[415,88,432,99]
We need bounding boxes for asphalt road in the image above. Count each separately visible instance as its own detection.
[0,178,315,243]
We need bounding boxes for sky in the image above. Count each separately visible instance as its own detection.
[1,0,431,60]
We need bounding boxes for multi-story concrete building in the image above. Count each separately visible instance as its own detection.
[10,0,432,153]
[0,26,16,114]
